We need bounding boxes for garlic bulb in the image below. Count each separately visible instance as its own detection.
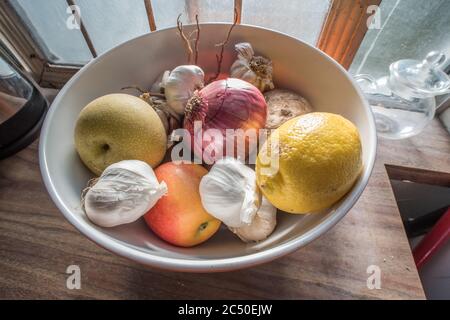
[230,42,274,92]
[82,160,167,228]
[199,157,277,242]
[199,158,260,228]
[164,65,205,116]
[230,196,277,242]
[140,93,181,136]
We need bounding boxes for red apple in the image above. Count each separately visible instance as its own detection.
[144,162,221,247]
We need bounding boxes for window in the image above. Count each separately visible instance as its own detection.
[0,0,381,88]
[350,0,450,77]
[349,0,450,114]
[10,0,93,65]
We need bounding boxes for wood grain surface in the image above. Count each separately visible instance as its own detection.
[1,119,449,299]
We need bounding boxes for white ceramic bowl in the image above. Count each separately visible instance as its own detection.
[39,24,376,272]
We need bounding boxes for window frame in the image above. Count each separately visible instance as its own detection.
[0,0,378,88]
[0,0,84,88]
[318,0,382,69]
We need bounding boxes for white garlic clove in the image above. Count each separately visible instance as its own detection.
[164,65,205,116]
[199,158,261,228]
[82,160,167,228]
[230,196,277,242]
[230,42,274,93]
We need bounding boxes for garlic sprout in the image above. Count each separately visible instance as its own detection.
[82,160,167,228]
[164,65,205,116]
[199,158,277,242]
[230,42,274,92]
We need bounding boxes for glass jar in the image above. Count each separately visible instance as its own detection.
[355,51,450,139]
[0,53,47,159]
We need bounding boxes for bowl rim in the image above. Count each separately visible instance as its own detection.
[39,23,377,272]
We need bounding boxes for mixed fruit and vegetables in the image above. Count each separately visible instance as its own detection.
[74,15,363,247]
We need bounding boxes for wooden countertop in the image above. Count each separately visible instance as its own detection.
[1,119,449,299]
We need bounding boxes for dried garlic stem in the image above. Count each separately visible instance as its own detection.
[208,8,238,83]
[194,14,200,65]
[177,14,194,64]
[121,86,165,98]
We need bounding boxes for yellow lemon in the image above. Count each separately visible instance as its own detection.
[256,112,362,213]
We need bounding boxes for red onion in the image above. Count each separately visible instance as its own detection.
[183,78,267,164]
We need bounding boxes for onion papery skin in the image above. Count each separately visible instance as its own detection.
[184,78,267,164]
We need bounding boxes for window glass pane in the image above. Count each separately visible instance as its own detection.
[151,0,187,28]
[197,0,234,23]
[76,0,150,55]
[10,0,92,65]
[350,0,450,78]
[151,0,234,29]
[10,0,330,66]
[242,0,331,46]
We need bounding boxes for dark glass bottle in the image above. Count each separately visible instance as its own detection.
[0,54,47,159]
